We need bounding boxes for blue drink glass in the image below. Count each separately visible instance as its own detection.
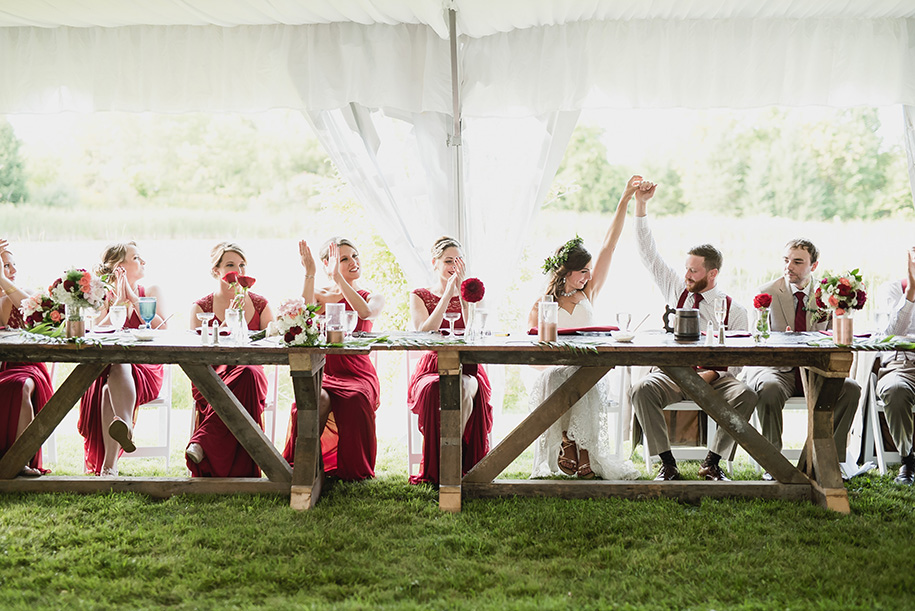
[137,297,157,329]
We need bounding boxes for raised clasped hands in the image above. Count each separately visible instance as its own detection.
[632,176,657,204]
[445,256,466,300]
[299,239,316,277]
[112,266,138,306]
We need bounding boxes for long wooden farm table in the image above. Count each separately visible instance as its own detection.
[0,330,854,514]
[0,330,335,510]
[443,331,854,514]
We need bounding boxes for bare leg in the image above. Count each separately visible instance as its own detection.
[17,378,41,476]
[460,374,479,433]
[102,364,138,474]
[318,389,332,431]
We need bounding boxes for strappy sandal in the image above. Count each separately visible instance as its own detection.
[577,463,596,480]
[558,439,578,475]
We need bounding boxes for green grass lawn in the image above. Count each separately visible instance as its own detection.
[1,450,912,610]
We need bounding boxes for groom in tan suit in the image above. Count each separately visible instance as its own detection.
[745,239,861,475]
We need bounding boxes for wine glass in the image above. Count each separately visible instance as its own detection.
[443,311,461,338]
[616,312,631,333]
[475,308,490,340]
[137,297,157,330]
[714,297,727,334]
[344,311,359,337]
[315,314,326,341]
[109,305,128,333]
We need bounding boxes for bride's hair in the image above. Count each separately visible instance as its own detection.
[430,236,463,260]
[96,241,138,276]
[319,236,358,262]
[544,241,592,300]
[210,241,247,278]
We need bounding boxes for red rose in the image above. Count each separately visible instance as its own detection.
[222,272,239,285]
[837,284,852,297]
[460,277,485,303]
[753,293,772,309]
[63,279,75,292]
[236,275,256,289]
[855,290,867,308]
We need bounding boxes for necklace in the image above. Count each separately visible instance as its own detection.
[561,288,578,298]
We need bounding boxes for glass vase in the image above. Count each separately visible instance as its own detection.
[754,308,770,344]
[833,310,854,345]
[64,303,85,338]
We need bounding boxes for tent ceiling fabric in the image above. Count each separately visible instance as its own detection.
[2,1,915,114]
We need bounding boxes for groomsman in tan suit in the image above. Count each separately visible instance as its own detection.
[744,239,861,477]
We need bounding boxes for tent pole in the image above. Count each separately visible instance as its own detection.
[448,8,465,245]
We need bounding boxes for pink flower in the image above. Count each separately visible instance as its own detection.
[828,295,839,307]
[50,310,61,322]
[835,308,846,316]
[839,277,851,287]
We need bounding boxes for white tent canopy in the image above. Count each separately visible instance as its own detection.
[3,1,915,302]
[3,1,915,114]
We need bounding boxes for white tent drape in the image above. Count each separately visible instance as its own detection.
[307,104,578,307]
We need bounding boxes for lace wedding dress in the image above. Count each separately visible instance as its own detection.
[529,299,638,479]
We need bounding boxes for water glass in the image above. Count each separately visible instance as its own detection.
[616,312,631,332]
[344,311,359,337]
[110,305,128,331]
[137,297,157,329]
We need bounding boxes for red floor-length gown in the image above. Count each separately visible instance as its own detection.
[408,288,493,485]
[78,286,164,475]
[0,308,54,473]
[283,290,380,480]
[187,292,268,477]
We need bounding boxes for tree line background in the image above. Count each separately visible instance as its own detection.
[1,107,911,223]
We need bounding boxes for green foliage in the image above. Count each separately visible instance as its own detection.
[550,124,633,213]
[551,108,913,220]
[0,119,28,203]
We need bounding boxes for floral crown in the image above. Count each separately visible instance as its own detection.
[542,236,583,274]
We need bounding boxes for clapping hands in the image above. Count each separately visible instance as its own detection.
[299,240,316,277]
[444,256,466,300]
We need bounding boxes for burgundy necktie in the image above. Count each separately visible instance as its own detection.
[794,292,807,332]
[693,293,703,308]
[793,291,806,394]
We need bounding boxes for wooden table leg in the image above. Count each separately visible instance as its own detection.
[661,366,808,485]
[438,351,462,512]
[288,353,325,511]
[0,362,107,480]
[804,372,850,513]
[181,364,292,483]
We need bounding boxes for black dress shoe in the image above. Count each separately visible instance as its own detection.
[698,463,731,481]
[895,463,914,486]
[655,463,681,481]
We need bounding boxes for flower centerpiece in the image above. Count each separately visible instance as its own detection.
[19,290,66,336]
[269,298,322,346]
[752,293,773,343]
[460,277,485,342]
[49,268,108,337]
[815,270,867,345]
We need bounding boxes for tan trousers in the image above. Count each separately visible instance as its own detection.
[631,370,757,458]
[875,361,915,458]
[746,367,861,458]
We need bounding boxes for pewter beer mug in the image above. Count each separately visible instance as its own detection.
[663,306,701,342]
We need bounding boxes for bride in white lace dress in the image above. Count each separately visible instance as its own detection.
[527,175,651,480]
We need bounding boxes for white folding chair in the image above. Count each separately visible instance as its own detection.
[405,351,424,477]
[860,370,915,475]
[123,364,173,468]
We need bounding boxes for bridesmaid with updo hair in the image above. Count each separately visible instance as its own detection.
[78,241,166,476]
[185,241,274,477]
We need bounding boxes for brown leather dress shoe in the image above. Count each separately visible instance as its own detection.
[655,463,681,481]
[895,463,914,485]
[698,463,731,481]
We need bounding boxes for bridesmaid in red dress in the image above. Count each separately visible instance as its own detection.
[408,237,493,485]
[0,240,54,477]
[78,242,166,476]
[186,242,275,477]
[283,237,384,480]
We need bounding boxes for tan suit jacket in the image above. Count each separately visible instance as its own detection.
[757,276,829,333]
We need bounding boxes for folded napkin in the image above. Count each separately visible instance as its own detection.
[701,330,752,338]
[819,330,872,338]
[527,325,619,336]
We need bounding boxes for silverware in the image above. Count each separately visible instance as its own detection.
[154,313,175,330]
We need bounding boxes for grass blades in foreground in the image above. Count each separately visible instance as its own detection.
[1,471,913,610]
